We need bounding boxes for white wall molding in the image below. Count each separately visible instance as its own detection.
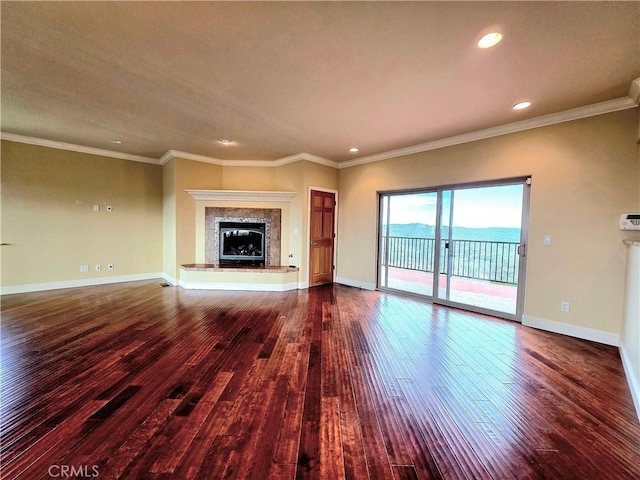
[159,149,225,166]
[160,150,338,168]
[339,95,639,169]
[335,276,377,291]
[629,77,640,104]
[185,189,297,202]
[4,79,638,171]
[4,85,637,171]
[179,281,299,292]
[522,315,620,347]
[620,343,640,421]
[0,273,163,295]
[0,132,159,164]
[161,273,178,286]
[272,152,338,169]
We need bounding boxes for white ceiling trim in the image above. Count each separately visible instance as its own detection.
[629,78,640,104]
[0,132,159,164]
[273,153,339,169]
[160,150,338,169]
[338,94,639,169]
[185,189,297,202]
[159,150,224,166]
[3,79,638,170]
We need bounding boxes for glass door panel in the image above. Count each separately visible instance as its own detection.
[437,189,452,301]
[436,184,524,316]
[378,192,438,296]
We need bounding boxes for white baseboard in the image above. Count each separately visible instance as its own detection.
[297,281,309,290]
[335,276,377,291]
[620,343,640,422]
[161,273,178,286]
[0,272,164,295]
[180,281,299,292]
[522,315,620,347]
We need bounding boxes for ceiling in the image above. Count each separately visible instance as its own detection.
[1,2,639,164]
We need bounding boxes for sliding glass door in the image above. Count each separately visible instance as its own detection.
[378,178,530,321]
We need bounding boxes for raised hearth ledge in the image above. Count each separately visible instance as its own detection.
[182,264,298,273]
[180,264,300,291]
[186,189,297,202]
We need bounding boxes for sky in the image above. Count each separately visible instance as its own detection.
[386,184,524,229]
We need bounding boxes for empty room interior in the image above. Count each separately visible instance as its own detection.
[1,2,639,479]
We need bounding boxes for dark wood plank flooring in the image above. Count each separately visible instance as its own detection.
[1,281,638,479]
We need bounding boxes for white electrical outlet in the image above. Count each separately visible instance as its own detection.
[544,235,552,246]
[80,265,89,273]
[95,264,101,271]
[107,264,114,270]
[561,301,570,313]
[93,205,100,212]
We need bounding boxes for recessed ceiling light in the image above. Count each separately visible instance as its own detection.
[513,101,532,110]
[219,139,232,145]
[349,147,359,153]
[477,32,503,49]
[110,139,122,144]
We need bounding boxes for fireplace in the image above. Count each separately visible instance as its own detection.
[205,207,281,267]
[219,222,266,266]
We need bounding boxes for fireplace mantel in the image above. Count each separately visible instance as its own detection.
[186,189,297,202]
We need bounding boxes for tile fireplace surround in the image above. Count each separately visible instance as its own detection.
[205,207,282,266]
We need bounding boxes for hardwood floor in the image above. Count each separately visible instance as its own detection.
[1,280,638,479]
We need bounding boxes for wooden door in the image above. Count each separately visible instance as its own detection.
[309,190,335,287]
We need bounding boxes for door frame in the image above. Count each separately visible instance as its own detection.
[307,186,339,288]
[377,176,531,322]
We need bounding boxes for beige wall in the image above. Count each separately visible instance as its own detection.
[222,166,277,190]
[3,107,635,340]
[337,109,640,336]
[174,158,222,278]
[0,143,338,289]
[162,158,177,280]
[162,156,223,282]
[172,159,338,284]
[1,141,163,288]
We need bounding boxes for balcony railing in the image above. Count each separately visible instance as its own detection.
[382,236,520,285]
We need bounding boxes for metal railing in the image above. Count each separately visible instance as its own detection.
[382,236,520,285]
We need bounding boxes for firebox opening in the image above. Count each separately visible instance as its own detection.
[219,222,266,266]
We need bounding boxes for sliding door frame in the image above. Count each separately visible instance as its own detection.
[377,176,531,322]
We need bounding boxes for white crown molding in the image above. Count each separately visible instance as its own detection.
[338,95,639,169]
[0,132,159,164]
[4,80,638,171]
[159,149,225,166]
[274,152,338,169]
[161,150,338,168]
[629,77,640,104]
[185,189,297,202]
